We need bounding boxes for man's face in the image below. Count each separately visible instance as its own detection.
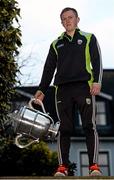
[61,10,79,33]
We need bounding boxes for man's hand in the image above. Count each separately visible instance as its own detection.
[34,90,45,104]
[90,83,101,96]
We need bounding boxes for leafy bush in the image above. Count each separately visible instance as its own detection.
[0,138,58,176]
[0,0,22,130]
[0,137,76,176]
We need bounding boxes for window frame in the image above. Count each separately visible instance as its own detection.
[75,99,112,128]
[79,150,111,176]
[96,101,107,126]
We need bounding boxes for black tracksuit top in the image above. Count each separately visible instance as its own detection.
[38,29,103,94]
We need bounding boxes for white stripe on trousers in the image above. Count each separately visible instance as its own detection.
[92,95,99,164]
[54,86,63,165]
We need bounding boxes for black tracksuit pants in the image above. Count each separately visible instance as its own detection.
[55,82,99,167]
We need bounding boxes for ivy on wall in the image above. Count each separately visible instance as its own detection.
[0,0,22,130]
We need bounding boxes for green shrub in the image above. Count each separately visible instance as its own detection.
[0,138,58,176]
[0,0,22,130]
[0,137,76,176]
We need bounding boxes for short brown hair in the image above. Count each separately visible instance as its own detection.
[60,7,78,19]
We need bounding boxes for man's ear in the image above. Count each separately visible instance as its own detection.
[61,20,65,28]
[61,20,63,25]
[77,17,80,23]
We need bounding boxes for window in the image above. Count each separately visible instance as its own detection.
[78,101,107,126]
[80,151,110,176]
[96,101,107,125]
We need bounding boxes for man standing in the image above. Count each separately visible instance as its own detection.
[34,7,103,176]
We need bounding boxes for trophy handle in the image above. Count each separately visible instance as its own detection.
[28,98,46,113]
[28,98,54,125]
[15,134,39,149]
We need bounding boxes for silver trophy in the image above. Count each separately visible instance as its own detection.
[11,98,60,148]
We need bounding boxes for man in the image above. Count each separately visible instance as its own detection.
[34,7,103,176]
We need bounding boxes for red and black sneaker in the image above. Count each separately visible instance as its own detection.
[89,164,102,176]
[54,164,68,176]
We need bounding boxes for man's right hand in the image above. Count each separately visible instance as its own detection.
[34,90,45,104]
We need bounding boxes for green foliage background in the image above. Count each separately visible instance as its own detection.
[0,139,58,176]
[0,138,76,176]
[0,0,22,129]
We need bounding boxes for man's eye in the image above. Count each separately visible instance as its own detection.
[62,18,66,21]
[69,16,73,19]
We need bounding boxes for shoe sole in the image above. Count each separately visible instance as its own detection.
[54,172,66,176]
[90,170,102,176]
